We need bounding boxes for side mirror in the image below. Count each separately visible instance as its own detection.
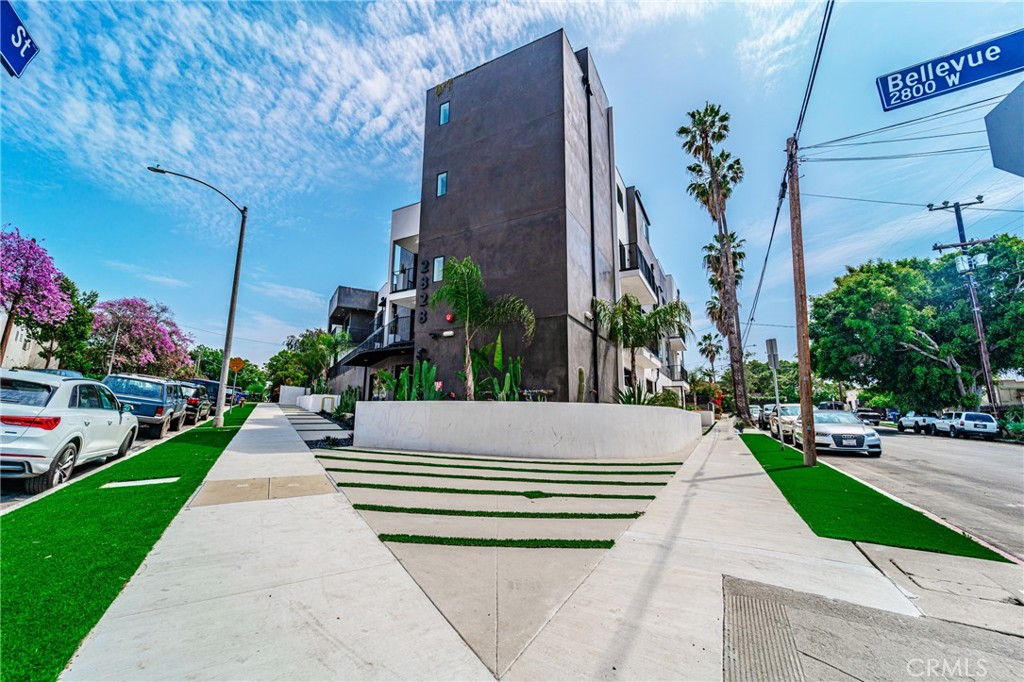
[121,403,133,413]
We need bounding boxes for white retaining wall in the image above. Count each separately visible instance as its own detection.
[354,402,702,460]
[278,385,308,406]
[699,410,716,428]
[297,394,340,413]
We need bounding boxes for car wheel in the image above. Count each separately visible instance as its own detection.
[153,418,170,439]
[113,429,135,459]
[948,426,957,439]
[26,442,78,494]
[170,412,183,432]
[913,423,921,434]
[897,422,905,432]
[930,425,937,435]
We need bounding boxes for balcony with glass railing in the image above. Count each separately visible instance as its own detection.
[618,242,658,305]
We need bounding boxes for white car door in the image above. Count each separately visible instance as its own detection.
[74,384,114,458]
[96,384,124,454]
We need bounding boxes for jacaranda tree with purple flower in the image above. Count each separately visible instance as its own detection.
[1,226,72,362]
[90,298,194,375]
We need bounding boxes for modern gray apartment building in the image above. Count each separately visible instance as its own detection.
[328,30,688,403]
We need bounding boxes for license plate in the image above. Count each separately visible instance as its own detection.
[974,423,986,429]
[842,439,856,446]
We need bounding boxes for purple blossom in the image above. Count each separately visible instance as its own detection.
[1,226,72,360]
[91,297,194,375]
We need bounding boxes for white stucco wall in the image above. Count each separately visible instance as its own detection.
[297,394,340,413]
[354,402,702,460]
[278,385,308,406]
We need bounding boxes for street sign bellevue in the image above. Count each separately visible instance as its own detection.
[0,0,38,78]
[876,29,1024,111]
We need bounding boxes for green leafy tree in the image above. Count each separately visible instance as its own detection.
[678,103,750,419]
[594,293,692,391]
[24,276,97,371]
[266,349,307,390]
[285,329,353,392]
[430,257,535,401]
[189,345,224,379]
[701,232,746,336]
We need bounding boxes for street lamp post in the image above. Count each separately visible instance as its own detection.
[148,165,247,428]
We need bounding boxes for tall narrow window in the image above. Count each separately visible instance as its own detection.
[433,256,445,282]
[439,101,450,125]
[436,172,447,197]
[616,186,624,210]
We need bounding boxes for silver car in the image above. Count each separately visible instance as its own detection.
[794,410,882,457]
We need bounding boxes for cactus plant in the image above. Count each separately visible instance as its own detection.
[576,367,586,402]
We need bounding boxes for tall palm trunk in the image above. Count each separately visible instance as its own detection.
[630,348,638,390]
[709,170,750,420]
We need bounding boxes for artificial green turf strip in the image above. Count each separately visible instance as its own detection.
[316,454,676,476]
[353,503,642,519]
[335,481,656,500]
[331,447,683,467]
[324,467,666,486]
[378,534,615,549]
[0,407,256,682]
[195,402,257,428]
[739,433,1009,562]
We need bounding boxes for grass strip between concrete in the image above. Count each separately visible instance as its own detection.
[324,467,667,486]
[333,447,684,467]
[739,433,1009,562]
[0,413,255,682]
[316,454,677,476]
[336,481,656,500]
[353,503,642,519]
[379,534,615,549]
[195,402,257,428]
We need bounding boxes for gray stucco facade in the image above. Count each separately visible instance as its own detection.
[415,30,621,402]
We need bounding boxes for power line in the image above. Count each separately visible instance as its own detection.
[801,145,990,162]
[180,324,284,347]
[804,129,986,151]
[794,0,835,140]
[801,94,1007,148]
[802,192,926,208]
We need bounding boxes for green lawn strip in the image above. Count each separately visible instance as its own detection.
[739,433,1009,562]
[323,467,666,486]
[331,447,683,467]
[316,454,675,477]
[379,534,614,549]
[353,503,642,519]
[335,481,655,500]
[0,413,256,682]
[195,402,257,429]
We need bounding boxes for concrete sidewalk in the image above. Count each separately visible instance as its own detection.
[62,404,491,681]
[61,409,1022,681]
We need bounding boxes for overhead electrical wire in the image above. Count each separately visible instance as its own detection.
[804,129,987,150]
[800,145,990,162]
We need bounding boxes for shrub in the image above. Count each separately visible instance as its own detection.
[649,389,680,408]
[615,385,653,405]
[378,360,442,401]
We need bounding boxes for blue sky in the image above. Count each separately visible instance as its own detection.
[2,1,1022,367]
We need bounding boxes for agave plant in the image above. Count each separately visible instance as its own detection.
[614,385,654,405]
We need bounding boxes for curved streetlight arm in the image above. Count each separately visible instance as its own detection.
[147,166,244,214]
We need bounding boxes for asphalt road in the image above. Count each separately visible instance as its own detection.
[0,417,208,512]
[817,426,1024,560]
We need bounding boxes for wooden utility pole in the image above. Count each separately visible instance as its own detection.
[928,198,999,407]
[786,137,816,466]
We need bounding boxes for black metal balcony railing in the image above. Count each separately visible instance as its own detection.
[333,313,414,369]
[333,325,372,345]
[391,267,416,293]
[619,242,657,294]
[660,364,688,382]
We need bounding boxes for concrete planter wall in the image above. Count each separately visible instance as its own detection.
[278,385,308,406]
[297,394,340,413]
[354,402,702,460]
[699,410,715,428]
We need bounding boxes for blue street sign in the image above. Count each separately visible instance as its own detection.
[876,29,1024,112]
[0,0,38,78]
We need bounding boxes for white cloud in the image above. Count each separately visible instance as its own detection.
[245,282,325,312]
[3,1,708,241]
[736,1,822,87]
[104,259,189,288]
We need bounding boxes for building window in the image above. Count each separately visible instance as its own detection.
[436,172,447,197]
[642,214,650,243]
[439,101,450,125]
[616,186,624,210]
[433,256,445,282]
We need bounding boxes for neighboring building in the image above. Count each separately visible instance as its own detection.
[328,30,688,402]
[0,313,50,370]
[995,378,1024,407]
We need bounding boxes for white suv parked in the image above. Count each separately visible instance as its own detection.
[1,369,139,493]
[896,410,937,434]
[933,411,998,440]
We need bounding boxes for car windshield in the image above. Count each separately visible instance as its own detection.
[965,412,995,422]
[779,406,799,416]
[815,412,862,424]
[104,377,164,400]
[0,378,53,406]
[179,386,198,397]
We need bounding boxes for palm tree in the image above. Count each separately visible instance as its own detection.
[697,333,723,382]
[594,293,692,391]
[678,102,751,420]
[703,232,746,336]
[431,257,535,401]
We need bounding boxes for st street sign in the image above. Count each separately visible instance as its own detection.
[876,29,1024,112]
[0,0,38,78]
